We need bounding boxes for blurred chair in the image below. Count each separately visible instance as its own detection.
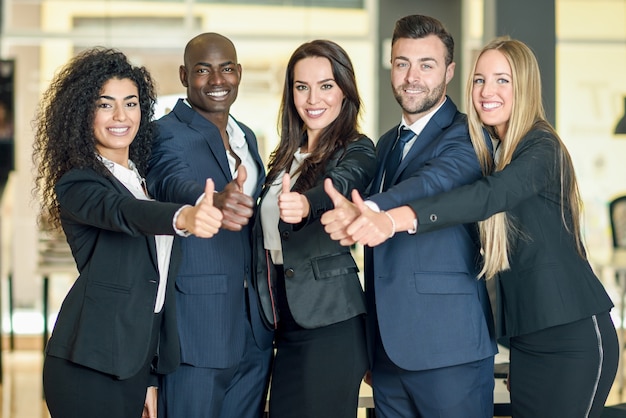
[609,195,626,395]
[610,195,626,251]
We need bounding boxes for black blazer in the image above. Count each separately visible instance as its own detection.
[46,168,184,379]
[252,136,376,329]
[409,128,614,339]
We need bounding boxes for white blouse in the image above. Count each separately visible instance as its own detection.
[260,148,310,265]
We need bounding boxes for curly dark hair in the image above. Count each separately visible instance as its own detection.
[266,39,363,193]
[32,47,157,230]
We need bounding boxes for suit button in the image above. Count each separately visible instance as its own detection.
[429,214,438,222]
[281,231,290,240]
[285,268,295,278]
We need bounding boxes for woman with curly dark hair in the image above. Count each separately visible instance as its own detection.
[32,47,223,418]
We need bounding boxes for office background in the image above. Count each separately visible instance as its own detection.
[0,0,625,334]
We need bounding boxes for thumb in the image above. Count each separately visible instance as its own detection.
[324,178,346,207]
[235,165,247,190]
[282,173,291,194]
[351,189,367,212]
[204,179,215,206]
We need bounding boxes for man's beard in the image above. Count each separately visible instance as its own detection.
[393,80,446,116]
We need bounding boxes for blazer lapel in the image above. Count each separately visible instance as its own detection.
[107,175,160,271]
[173,100,233,183]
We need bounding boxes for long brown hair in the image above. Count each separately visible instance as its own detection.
[266,39,363,192]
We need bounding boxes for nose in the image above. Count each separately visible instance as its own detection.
[112,105,127,122]
[306,88,318,105]
[405,64,420,83]
[208,70,225,85]
[480,80,495,97]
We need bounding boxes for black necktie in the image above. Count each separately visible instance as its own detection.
[383,127,415,190]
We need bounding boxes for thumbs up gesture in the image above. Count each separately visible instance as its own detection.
[213,164,254,231]
[176,179,223,238]
[278,173,310,224]
[320,178,360,246]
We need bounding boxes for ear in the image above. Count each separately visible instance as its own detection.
[445,62,456,85]
[237,63,243,80]
[179,65,189,87]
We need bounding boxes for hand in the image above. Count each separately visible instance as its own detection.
[142,386,157,418]
[320,178,359,246]
[346,190,395,247]
[177,179,223,238]
[213,165,254,231]
[278,173,309,224]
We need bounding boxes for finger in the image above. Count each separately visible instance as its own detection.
[204,179,215,206]
[324,178,346,207]
[235,165,247,190]
[282,173,291,194]
[351,189,366,209]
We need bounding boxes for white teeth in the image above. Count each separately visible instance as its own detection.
[483,102,501,109]
[207,91,228,97]
[108,127,128,133]
[308,109,324,116]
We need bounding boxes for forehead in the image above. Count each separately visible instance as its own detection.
[186,38,237,66]
[475,49,511,73]
[99,78,138,96]
[391,35,447,62]
[293,56,333,80]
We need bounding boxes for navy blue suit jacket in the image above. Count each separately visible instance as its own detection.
[365,97,497,371]
[147,99,273,369]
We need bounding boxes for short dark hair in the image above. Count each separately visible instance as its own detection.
[392,14,455,66]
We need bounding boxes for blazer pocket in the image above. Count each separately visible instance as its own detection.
[176,274,228,295]
[414,272,474,295]
[88,280,131,294]
[311,252,358,280]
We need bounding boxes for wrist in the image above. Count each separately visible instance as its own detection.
[382,210,396,238]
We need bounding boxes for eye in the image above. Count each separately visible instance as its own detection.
[321,83,334,90]
[97,102,112,109]
[497,78,510,84]
[473,77,484,85]
[196,68,209,74]
[421,63,433,70]
[126,101,139,108]
[394,61,408,69]
[295,84,308,91]
[222,66,235,73]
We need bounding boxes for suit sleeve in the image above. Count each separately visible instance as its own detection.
[56,169,182,237]
[147,122,205,205]
[369,122,485,211]
[409,130,558,233]
[303,136,376,222]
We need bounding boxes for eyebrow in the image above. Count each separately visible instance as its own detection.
[195,61,236,68]
[393,56,437,63]
[98,94,138,101]
[294,78,335,84]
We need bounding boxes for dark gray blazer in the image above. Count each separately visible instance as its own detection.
[46,168,182,380]
[252,136,376,329]
[409,127,614,339]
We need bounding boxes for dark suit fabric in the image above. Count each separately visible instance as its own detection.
[408,127,618,417]
[252,137,376,418]
[43,167,183,417]
[146,99,273,418]
[366,98,497,417]
[408,128,614,338]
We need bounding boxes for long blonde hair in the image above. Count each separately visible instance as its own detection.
[466,37,584,279]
